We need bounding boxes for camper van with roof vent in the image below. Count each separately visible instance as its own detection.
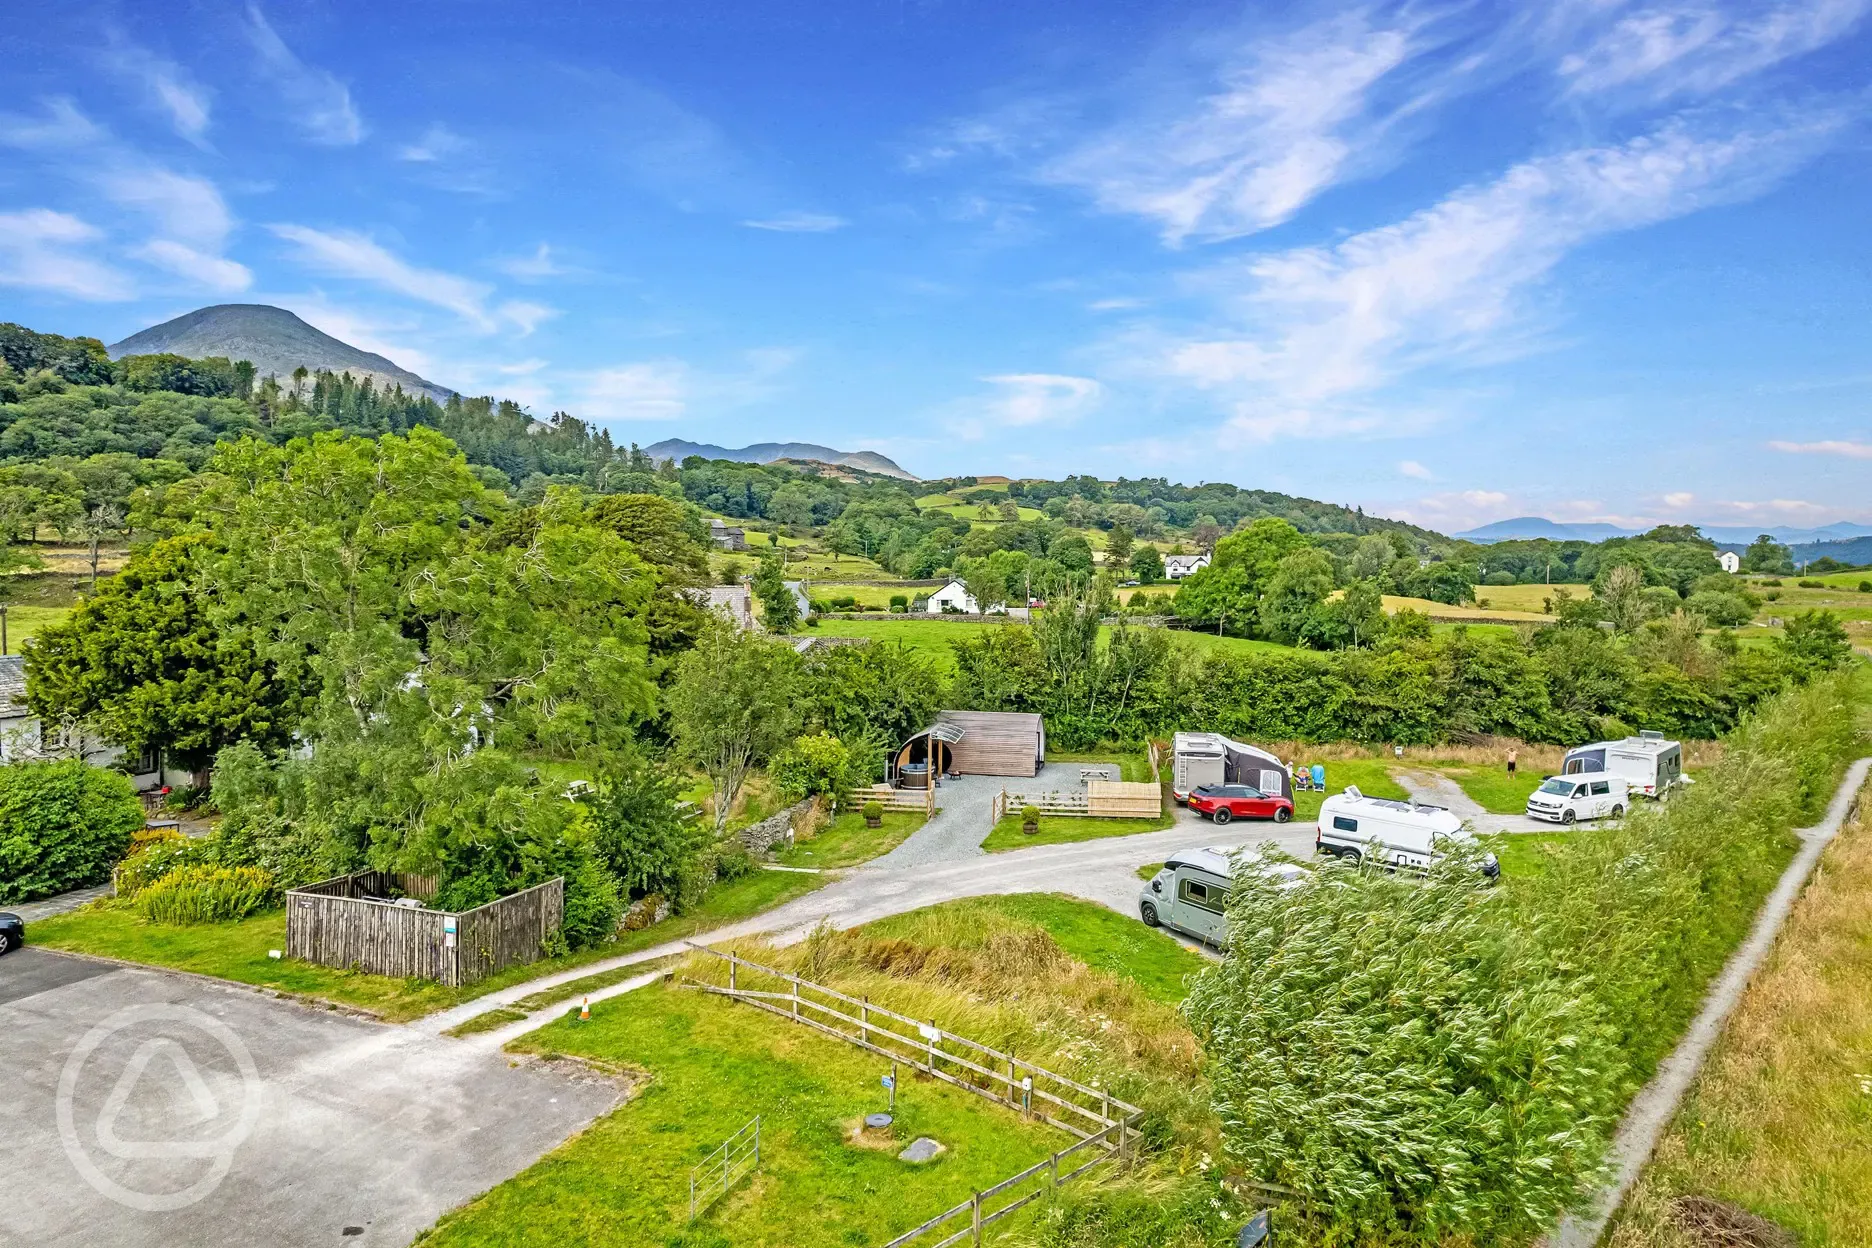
[1316,787,1499,880]
[1559,731,1685,800]
[1137,844,1308,947]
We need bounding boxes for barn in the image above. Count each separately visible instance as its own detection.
[891,710,1046,785]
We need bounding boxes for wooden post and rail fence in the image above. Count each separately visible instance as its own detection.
[678,943,1143,1247]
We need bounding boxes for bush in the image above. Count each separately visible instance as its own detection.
[772,732,858,805]
[134,865,277,924]
[890,594,909,610]
[1798,578,1825,589]
[1762,578,1783,586]
[861,800,883,823]
[114,835,212,897]
[1021,804,1040,823]
[0,759,146,903]
[1685,589,1755,627]
[1859,580,1871,592]
[587,754,703,900]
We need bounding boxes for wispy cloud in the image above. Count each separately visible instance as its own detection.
[741,212,849,233]
[0,210,134,301]
[578,362,689,420]
[96,167,233,250]
[133,240,251,293]
[496,243,568,281]
[103,38,212,143]
[1769,437,1872,459]
[980,374,1104,427]
[1398,459,1434,479]
[0,97,103,148]
[270,225,546,333]
[1044,9,1435,244]
[1558,0,1871,101]
[246,4,363,145]
[1154,113,1841,431]
[398,123,469,163]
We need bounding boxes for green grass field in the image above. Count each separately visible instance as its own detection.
[774,810,925,869]
[983,811,1173,852]
[420,982,1063,1248]
[1478,831,1576,881]
[1047,749,1156,783]
[1286,759,1412,821]
[860,894,1208,1005]
[0,603,72,651]
[809,617,1005,670]
[1434,765,1546,814]
[30,868,829,1023]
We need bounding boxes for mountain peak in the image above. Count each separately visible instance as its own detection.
[108,304,456,404]
[644,438,917,480]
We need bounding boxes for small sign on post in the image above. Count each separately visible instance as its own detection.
[443,914,458,949]
[1237,1210,1272,1247]
[882,1069,896,1112]
[917,1021,940,1041]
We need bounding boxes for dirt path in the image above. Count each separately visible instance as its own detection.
[1545,755,1872,1248]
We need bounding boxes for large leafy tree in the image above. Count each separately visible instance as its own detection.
[25,534,303,768]
[1775,610,1851,682]
[667,624,804,831]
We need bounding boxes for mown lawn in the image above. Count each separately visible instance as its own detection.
[0,603,72,650]
[982,812,1172,852]
[30,868,830,1023]
[807,617,1002,671]
[773,810,924,869]
[1046,749,1156,783]
[861,894,1209,1005]
[418,982,1061,1248]
[1286,758,1412,821]
[1436,764,1546,814]
[1608,791,1872,1248]
[1478,831,1576,882]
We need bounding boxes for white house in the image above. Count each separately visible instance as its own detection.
[1164,553,1210,580]
[0,655,164,786]
[1718,551,1741,574]
[926,579,1005,615]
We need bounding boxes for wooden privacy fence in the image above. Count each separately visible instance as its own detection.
[678,944,1143,1247]
[286,873,563,988]
[992,780,1162,824]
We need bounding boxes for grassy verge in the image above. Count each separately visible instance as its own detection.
[1288,758,1412,821]
[1438,765,1545,814]
[418,982,1063,1247]
[1137,862,1164,881]
[1478,831,1575,881]
[444,1008,528,1037]
[1608,783,1872,1248]
[773,810,924,869]
[983,812,1172,852]
[861,894,1208,1005]
[30,867,830,1023]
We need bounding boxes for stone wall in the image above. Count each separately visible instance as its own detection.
[737,798,816,856]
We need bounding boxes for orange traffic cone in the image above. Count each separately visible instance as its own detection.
[579,996,591,1021]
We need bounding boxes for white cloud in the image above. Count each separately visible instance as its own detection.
[398,123,469,163]
[496,244,567,281]
[1157,114,1840,425]
[1398,459,1434,479]
[1768,438,1872,459]
[1043,10,1428,244]
[97,167,233,250]
[0,98,103,148]
[1663,490,1696,506]
[578,362,688,421]
[246,4,363,144]
[741,212,849,233]
[980,373,1104,426]
[1559,0,1871,101]
[133,240,252,293]
[104,40,212,143]
[497,300,557,336]
[0,210,134,301]
[272,225,518,332]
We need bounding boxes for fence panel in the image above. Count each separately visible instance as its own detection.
[286,873,562,987]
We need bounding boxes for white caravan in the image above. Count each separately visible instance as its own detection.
[1560,731,1685,799]
[1315,787,1500,879]
[1137,844,1307,948]
[1525,774,1629,824]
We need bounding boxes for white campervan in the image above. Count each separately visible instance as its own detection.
[1560,731,1685,800]
[1525,774,1629,824]
[1315,787,1500,879]
[1137,844,1307,948]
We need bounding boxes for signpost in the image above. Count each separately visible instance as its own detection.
[882,1067,897,1112]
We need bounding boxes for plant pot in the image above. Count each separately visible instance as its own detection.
[1021,821,1038,835]
[865,816,883,828]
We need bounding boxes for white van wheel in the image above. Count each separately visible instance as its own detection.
[1561,810,1576,826]
[1610,804,1624,819]
[1340,847,1361,866]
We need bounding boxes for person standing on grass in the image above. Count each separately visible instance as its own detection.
[1506,747,1518,777]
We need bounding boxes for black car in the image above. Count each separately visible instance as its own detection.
[0,911,22,955]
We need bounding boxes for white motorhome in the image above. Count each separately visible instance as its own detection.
[1560,731,1684,800]
[1316,787,1499,879]
[1170,731,1292,804]
[1137,844,1307,947]
[1525,774,1628,824]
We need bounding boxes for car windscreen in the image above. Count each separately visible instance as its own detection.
[1537,778,1574,795]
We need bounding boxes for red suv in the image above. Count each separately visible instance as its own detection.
[1188,783,1293,825]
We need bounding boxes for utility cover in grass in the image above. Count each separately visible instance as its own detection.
[899,1137,945,1164]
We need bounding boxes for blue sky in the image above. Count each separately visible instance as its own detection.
[2,0,1869,533]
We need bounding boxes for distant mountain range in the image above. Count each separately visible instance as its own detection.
[644,439,916,480]
[1456,516,1872,546]
[109,304,457,404]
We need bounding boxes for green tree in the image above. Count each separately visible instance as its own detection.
[25,534,304,769]
[1740,533,1795,574]
[667,625,805,832]
[1172,562,1256,635]
[1104,524,1134,568]
[587,752,703,900]
[1597,564,1653,633]
[1212,517,1308,594]
[1259,548,1336,644]
[0,759,145,903]
[752,552,799,632]
[1128,544,1164,583]
[771,731,858,805]
[1775,610,1850,682]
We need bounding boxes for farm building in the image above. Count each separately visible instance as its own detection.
[926,578,1006,614]
[708,518,747,551]
[1164,553,1210,580]
[892,710,1046,785]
